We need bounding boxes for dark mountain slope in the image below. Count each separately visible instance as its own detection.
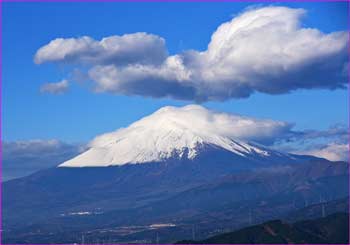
[3,146,326,229]
[3,161,348,244]
[177,212,349,244]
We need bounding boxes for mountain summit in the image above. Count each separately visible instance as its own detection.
[60,105,300,167]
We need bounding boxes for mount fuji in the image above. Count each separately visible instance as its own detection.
[4,105,347,244]
[59,105,306,168]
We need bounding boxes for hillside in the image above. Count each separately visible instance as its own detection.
[177,212,349,244]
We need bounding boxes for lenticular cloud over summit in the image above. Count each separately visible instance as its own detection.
[90,105,292,146]
[36,6,348,101]
[59,105,295,167]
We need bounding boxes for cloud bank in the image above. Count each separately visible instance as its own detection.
[295,143,348,162]
[275,124,348,162]
[40,79,69,94]
[35,6,348,101]
[2,140,83,181]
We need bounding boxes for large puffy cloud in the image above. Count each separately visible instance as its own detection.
[2,140,83,181]
[40,79,69,94]
[35,6,348,101]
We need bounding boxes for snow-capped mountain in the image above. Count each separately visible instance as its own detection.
[5,105,343,244]
[60,105,298,167]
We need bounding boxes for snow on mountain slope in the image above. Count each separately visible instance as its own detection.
[59,105,294,167]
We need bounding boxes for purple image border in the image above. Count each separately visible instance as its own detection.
[0,0,349,244]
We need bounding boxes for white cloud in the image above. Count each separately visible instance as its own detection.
[34,33,167,66]
[40,79,69,94]
[88,55,195,99]
[35,6,347,101]
[294,143,349,162]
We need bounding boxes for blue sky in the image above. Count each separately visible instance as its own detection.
[3,2,348,143]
